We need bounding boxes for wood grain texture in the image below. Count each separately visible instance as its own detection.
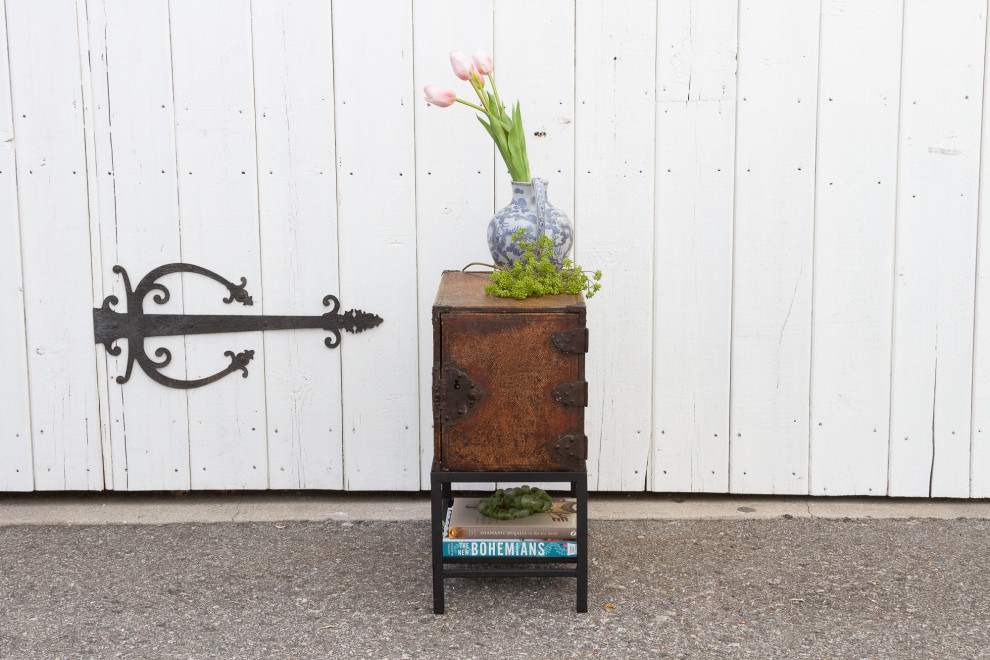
[333,0,420,490]
[81,0,114,492]
[491,0,575,492]
[170,0,268,489]
[808,0,902,496]
[729,0,819,495]
[0,0,34,491]
[574,0,656,491]
[7,0,104,490]
[439,311,582,472]
[413,0,495,489]
[973,0,990,499]
[653,0,737,493]
[6,2,990,495]
[493,0,575,210]
[86,0,190,490]
[888,0,985,498]
[253,0,343,490]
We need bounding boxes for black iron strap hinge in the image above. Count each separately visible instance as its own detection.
[551,327,588,354]
[552,433,588,461]
[552,380,588,407]
[93,263,383,389]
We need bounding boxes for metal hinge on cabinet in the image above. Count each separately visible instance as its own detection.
[551,327,588,354]
[552,433,588,460]
[552,380,588,407]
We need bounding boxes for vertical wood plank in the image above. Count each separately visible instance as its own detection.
[973,0,990,500]
[0,0,34,491]
[729,0,819,495]
[889,0,986,498]
[170,0,268,489]
[7,0,104,490]
[490,0,575,490]
[412,0,494,489]
[333,0,420,490]
[808,0,902,497]
[78,0,113,491]
[652,0,737,493]
[252,0,343,490]
[575,0,655,491]
[493,0,575,211]
[87,0,191,490]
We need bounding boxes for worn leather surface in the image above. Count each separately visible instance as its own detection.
[439,311,583,471]
[433,271,584,311]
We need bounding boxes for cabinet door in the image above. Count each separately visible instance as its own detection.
[438,312,584,471]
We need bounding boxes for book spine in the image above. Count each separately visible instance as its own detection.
[446,525,577,540]
[443,539,578,558]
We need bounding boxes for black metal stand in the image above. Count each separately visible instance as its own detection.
[430,463,588,614]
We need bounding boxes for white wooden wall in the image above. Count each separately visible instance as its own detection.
[2,0,989,497]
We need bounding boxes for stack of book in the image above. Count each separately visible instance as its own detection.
[442,497,578,558]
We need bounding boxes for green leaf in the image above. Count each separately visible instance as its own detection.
[476,115,495,140]
[478,115,511,169]
[512,102,530,182]
[477,98,530,181]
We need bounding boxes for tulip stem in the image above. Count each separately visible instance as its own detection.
[454,98,486,113]
[488,73,504,115]
[468,77,490,112]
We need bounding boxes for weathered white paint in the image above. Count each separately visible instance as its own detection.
[494,0,576,214]
[7,0,104,490]
[4,0,990,496]
[253,0,343,490]
[412,0,496,492]
[170,0,269,489]
[888,0,985,498]
[87,0,191,491]
[576,0,656,491]
[808,0,902,496]
[0,0,33,491]
[332,0,420,491]
[973,0,990,500]
[652,0,736,493]
[729,0,819,495]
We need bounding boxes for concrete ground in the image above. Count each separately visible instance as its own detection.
[1,493,989,659]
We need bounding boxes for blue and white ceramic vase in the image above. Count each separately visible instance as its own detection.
[487,178,573,268]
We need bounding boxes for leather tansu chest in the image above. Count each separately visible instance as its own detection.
[432,271,588,471]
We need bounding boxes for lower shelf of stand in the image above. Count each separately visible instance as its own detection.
[431,468,587,613]
[443,567,578,579]
[442,555,577,565]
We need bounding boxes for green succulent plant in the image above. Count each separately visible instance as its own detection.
[478,485,553,520]
[485,229,603,300]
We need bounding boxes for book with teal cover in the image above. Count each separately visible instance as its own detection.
[445,497,578,540]
[442,507,577,557]
[443,538,577,558]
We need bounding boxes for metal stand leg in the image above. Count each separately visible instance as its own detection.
[575,472,588,613]
[430,471,445,614]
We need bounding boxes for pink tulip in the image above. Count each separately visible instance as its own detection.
[449,50,473,80]
[423,85,456,107]
[472,48,493,75]
[470,65,485,88]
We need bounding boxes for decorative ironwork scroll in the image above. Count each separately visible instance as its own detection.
[93,263,383,389]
